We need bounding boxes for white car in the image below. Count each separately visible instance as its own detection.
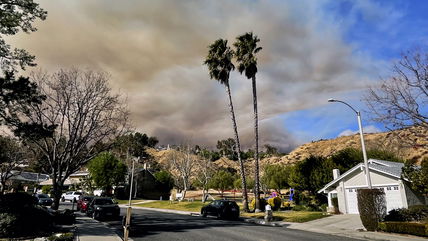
[61,191,83,202]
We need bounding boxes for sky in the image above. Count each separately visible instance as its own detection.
[6,0,428,152]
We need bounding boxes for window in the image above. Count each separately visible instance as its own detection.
[387,187,392,190]
[393,186,399,190]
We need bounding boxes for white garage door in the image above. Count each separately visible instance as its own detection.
[384,185,403,212]
[346,186,403,214]
[346,188,359,214]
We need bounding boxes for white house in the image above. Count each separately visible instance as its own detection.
[318,159,426,214]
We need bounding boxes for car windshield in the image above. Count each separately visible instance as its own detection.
[83,196,93,201]
[94,199,113,205]
[37,194,49,198]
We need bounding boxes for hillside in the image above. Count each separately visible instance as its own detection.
[281,126,428,165]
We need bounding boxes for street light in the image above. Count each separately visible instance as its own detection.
[328,98,373,189]
[124,156,138,241]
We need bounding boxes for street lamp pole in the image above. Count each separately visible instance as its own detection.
[124,157,138,241]
[328,98,372,189]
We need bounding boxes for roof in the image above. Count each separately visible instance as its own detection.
[318,159,404,194]
[7,171,49,182]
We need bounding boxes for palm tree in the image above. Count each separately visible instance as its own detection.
[234,32,262,212]
[204,39,249,211]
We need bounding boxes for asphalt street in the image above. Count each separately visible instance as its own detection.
[97,208,362,241]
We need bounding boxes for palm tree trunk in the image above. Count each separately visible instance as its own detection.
[252,76,261,212]
[225,82,249,211]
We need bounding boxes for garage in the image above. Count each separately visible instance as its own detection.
[319,159,426,214]
[345,185,403,214]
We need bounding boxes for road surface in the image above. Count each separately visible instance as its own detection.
[99,208,362,241]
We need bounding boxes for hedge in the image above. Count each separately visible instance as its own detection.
[378,222,428,237]
[357,189,386,231]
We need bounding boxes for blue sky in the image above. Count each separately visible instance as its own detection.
[282,0,428,144]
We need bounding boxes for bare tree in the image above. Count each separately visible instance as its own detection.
[365,50,428,148]
[20,68,129,209]
[0,136,26,194]
[167,144,196,200]
[194,149,216,201]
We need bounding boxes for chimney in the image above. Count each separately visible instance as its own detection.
[333,169,340,179]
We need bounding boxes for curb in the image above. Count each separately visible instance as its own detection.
[243,218,283,227]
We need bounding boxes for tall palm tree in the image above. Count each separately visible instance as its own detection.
[204,39,249,211]
[234,32,262,212]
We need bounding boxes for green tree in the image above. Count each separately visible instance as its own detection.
[204,39,249,211]
[263,144,279,157]
[262,164,291,193]
[0,0,47,71]
[288,155,332,193]
[154,170,174,193]
[402,158,428,196]
[88,152,127,195]
[233,32,263,211]
[216,138,237,160]
[209,170,235,197]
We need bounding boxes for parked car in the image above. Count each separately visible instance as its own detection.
[86,197,120,220]
[201,200,240,220]
[77,195,94,213]
[34,193,53,206]
[61,191,83,202]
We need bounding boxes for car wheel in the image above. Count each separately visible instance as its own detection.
[217,211,223,219]
[92,211,98,220]
[61,197,65,202]
[202,209,207,218]
[73,197,76,203]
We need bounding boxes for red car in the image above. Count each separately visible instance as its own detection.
[77,195,94,213]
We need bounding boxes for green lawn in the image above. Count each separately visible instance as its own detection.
[135,200,206,212]
[115,199,146,205]
[240,211,329,223]
[133,200,329,223]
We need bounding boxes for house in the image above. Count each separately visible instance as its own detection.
[1,171,49,192]
[132,167,170,200]
[318,159,426,214]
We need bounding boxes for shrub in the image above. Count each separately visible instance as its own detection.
[250,198,267,211]
[42,185,53,195]
[0,192,37,212]
[384,208,411,222]
[384,205,428,222]
[48,232,74,241]
[0,193,53,238]
[0,213,18,237]
[52,209,75,225]
[292,205,308,211]
[357,188,386,231]
[408,205,428,221]
[267,197,282,211]
[378,222,428,237]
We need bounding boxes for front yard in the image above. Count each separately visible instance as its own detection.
[132,200,329,222]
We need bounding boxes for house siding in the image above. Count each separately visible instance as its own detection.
[403,181,426,207]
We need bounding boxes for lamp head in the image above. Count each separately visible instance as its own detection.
[328,98,337,102]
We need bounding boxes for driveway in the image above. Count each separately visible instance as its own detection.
[287,214,426,241]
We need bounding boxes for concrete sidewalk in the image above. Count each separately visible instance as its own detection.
[75,215,122,241]
[286,214,427,241]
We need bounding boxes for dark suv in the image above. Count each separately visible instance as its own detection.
[86,197,120,220]
[201,200,240,220]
